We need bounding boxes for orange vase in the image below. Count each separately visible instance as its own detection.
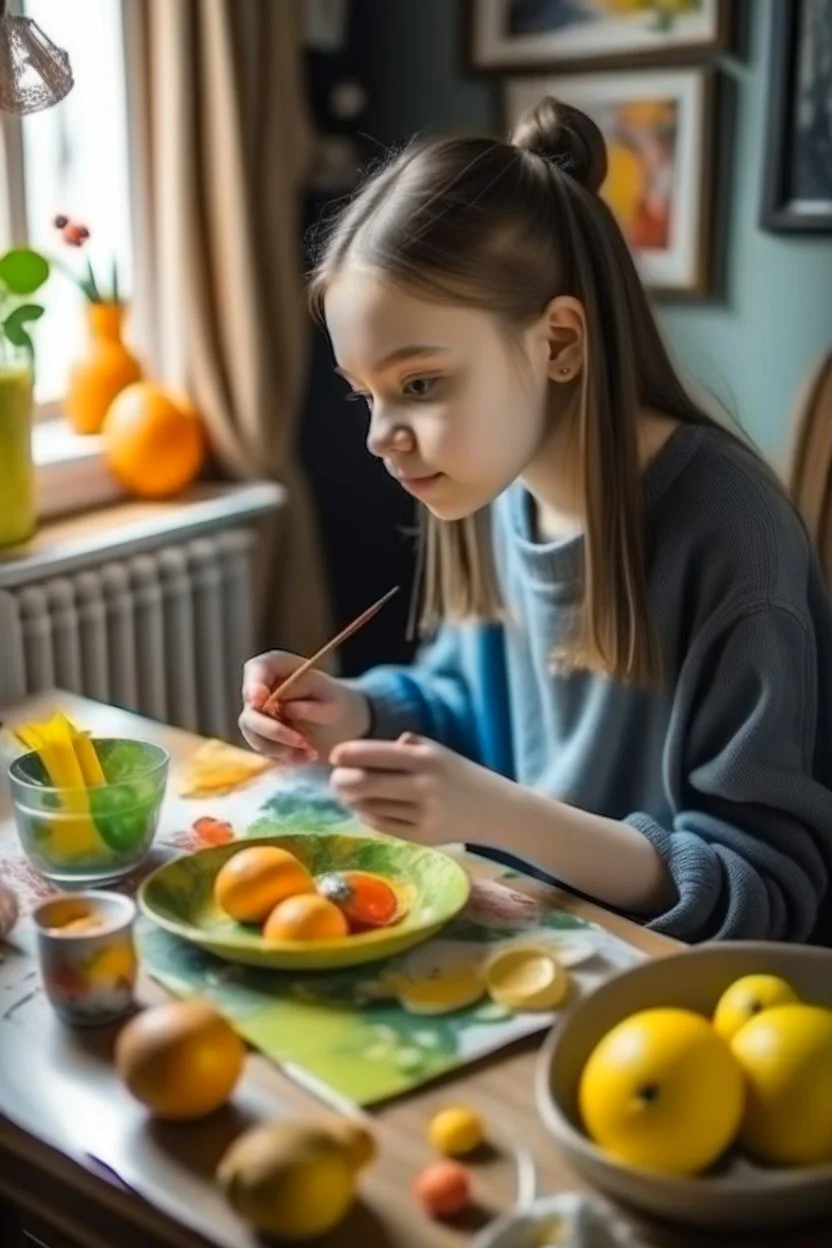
[66,302,143,435]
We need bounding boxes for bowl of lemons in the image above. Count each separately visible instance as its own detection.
[536,942,832,1232]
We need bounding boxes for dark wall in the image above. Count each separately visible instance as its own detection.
[299,1,499,677]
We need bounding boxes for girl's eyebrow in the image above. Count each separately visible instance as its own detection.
[334,346,450,382]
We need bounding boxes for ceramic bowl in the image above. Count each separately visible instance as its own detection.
[536,942,832,1232]
[139,832,471,970]
[10,738,169,887]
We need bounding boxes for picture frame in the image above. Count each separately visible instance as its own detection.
[504,68,717,297]
[760,0,832,233]
[466,0,732,74]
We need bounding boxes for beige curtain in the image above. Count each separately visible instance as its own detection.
[124,0,331,656]
[787,350,832,585]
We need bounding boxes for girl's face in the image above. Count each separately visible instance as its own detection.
[324,268,553,520]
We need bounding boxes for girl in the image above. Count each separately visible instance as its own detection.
[241,99,832,944]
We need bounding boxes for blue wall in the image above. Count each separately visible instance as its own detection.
[362,0,832,461]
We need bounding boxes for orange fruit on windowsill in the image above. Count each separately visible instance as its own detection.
[102,381,207,499]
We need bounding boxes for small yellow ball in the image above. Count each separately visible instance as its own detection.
[428,1106,485,1157]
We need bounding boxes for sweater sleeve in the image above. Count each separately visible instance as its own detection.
[345,627,483,761]
[628,603,832,942]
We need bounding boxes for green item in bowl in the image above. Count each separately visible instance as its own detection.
[9,738,169,886]
[140,833,471,970]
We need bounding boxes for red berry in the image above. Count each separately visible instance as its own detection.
[413,1160,472,1219]
[62,223,86,247]
[53,213,69,229]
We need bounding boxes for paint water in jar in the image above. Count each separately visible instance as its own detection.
[0,348,35,548]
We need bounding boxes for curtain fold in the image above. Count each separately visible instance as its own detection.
[787,349,832,586]
[125,0,331,656]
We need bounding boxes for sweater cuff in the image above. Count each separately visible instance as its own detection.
[343,669,425,741]
[626,812,725,942]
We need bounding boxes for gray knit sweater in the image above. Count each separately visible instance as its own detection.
[355,425,832,943]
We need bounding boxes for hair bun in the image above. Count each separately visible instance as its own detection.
[511,97,607,194]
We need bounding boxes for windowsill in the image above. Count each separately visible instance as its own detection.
[33,417,126,519]
[0,480,285,588]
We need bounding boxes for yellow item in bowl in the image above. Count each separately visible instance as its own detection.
[731,1003,832,1167]
[485,944,569,1011]
[579,1007,745,1177]
[712,974,799,1041]
[13,711,105,858]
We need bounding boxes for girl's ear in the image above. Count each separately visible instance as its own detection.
[543,295,587,383]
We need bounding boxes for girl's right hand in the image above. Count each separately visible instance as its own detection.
[240,651,372,767]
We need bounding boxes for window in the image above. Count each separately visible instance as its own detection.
[3,0,134,411]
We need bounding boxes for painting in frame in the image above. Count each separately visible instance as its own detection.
[504,67,716,296]
[760,0,832,233]
[467,0,731,73]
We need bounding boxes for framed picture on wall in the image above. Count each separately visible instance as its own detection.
[504,68,716,296]
[760,0,832,233]
[466,0,731,73]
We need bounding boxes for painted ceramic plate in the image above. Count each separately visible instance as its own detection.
[139,833,471,970]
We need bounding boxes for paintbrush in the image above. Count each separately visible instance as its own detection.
[262,585,400,715]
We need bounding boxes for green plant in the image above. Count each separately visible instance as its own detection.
[0,247,50,361]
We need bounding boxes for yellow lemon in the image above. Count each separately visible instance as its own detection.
[579,1008,744,1176]
[485,945,569,1012]
[730,1004,832,1166]
[428,1106,485,1157]
[713,974,799,1041]
[217,1122,356,1240]
[395,969,485,1015]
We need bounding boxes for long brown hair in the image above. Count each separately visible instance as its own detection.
[308,98,720,686]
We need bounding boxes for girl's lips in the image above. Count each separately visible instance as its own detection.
[396,472,444,495]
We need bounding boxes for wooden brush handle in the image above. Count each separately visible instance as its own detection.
[262,586,400,714]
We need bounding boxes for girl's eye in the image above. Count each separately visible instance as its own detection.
[402,376,439,400]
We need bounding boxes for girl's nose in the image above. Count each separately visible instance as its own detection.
[366,414,415,459]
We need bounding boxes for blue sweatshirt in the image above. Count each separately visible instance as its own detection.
[353,425,832,943]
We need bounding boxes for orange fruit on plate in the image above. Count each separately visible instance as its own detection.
[214,846,314,924]
[263,893,349,942]
[316,870,400,930]
[115,998,244,1121]
[102,381,206,498]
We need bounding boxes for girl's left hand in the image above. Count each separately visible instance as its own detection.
[328,732,511,844]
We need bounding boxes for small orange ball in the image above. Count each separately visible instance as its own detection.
[103,382,206,499]
[413,1159,472,1219]
[214,846,314,924]
[263,893,349,942]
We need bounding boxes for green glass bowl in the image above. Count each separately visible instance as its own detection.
[9,738,169,887]
[139,833,471,970]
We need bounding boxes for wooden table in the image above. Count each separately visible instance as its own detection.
[0,692,827,1248]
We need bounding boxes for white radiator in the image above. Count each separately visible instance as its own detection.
[0,529,257,740]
